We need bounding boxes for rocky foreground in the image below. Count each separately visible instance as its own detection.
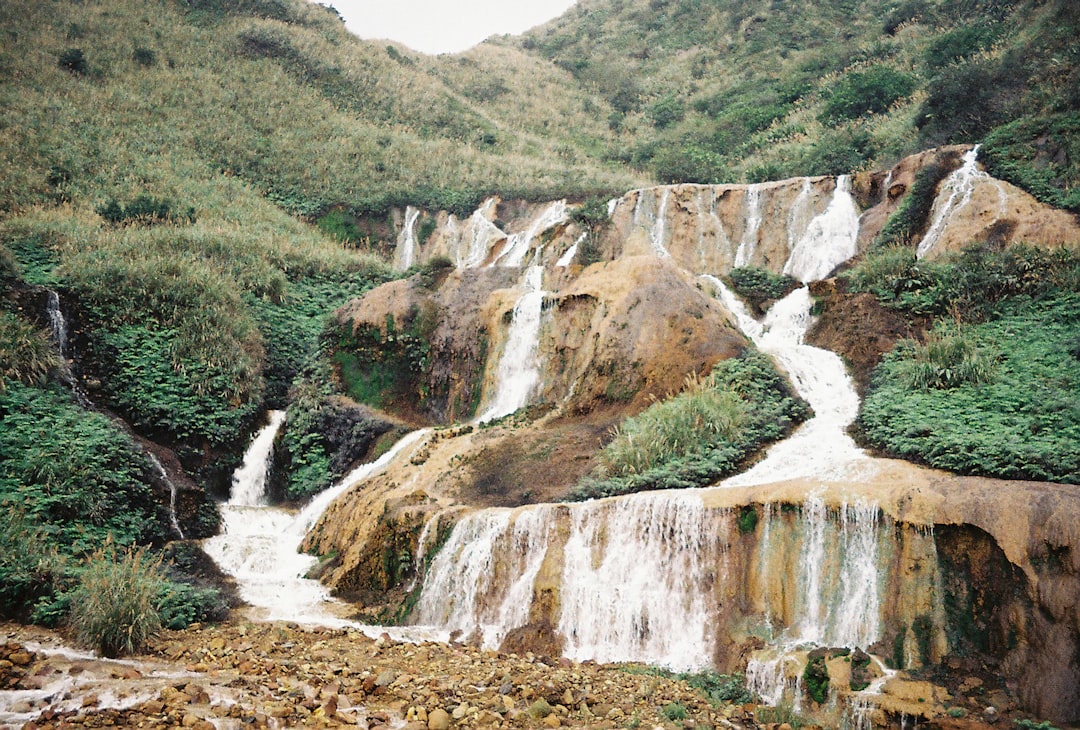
[1,619,1020,730]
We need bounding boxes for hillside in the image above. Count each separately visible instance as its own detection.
[503,0,1080,208]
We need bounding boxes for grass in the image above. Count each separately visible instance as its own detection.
[570,350,809,500]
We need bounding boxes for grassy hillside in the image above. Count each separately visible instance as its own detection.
[506,0,1080,207]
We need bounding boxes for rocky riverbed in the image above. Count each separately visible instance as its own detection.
[2,620,768,730]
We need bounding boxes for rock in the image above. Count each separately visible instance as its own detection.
[476,709,502,725]
[983,706,1000,723]
[375,669,397,687]
[543,713,562,728]
[8,651,32,666]
[428,708,450,730]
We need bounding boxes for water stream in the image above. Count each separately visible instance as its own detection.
[917,145,1006,258]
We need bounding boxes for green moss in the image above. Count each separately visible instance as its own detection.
[802,655,830,705]
[737,505,759,535]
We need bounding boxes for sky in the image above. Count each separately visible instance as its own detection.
[317,0,579,55]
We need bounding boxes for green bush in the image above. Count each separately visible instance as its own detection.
[0,383,169,555]
[0,311,61,390]
[982,114,1080,213]
[97,195,196,226]
[802,655,830,704]
[820,66,917,125]
[661,702,688,721]
[0,505,67,621]
[895,326,996,390]
[872,161,951,250]
[68,542,163,657]
[728,267,800,312]
[58,48,87,75]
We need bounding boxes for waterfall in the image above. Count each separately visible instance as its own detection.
[783,175,859,283]
[917,145,1006,259]
[557,492,723,670]
[786,177,815,252]
[734,184,763,267]
[706,279,870,485]
[413,507,556,649]
[228,410,286,507]
[649,188,671,258]
[147,454,184,540]
[556,232,586,267]
[493,200,568,268]
[396,206,421,271]
[203,428,428,625]
[477,266,546,422]
[45,290,67,357]
[456,198,503,268]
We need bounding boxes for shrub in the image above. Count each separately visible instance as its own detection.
[728,267,799,313]
[872,161,951,250]
[68,542,164,657]
[0,311,61,390]
[58,48,87,75]
[132,47,157,67]
[661,702,688,721]
[820,66,917,125]
[802,655,830,704]
[97,195,195,226]
[895,327,996,390]
[0,505,66,621]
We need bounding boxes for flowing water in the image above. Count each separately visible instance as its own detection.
[734,184,763,267]
[203,420,429,627]
[45,290,67,357]
[396,206,421,271]
[477,266,546,422]
[147,453,185,540]
[917,145,1006,258]
[783,175,859,283]
[493,200,568,267]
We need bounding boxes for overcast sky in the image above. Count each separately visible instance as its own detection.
[318,0,578,55]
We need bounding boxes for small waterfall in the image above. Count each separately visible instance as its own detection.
[396,206,421,271]
[917,145,1006,258]
[203,428,428,625]
[229,410,286,507]
[649,188,671,258]
[147,454,184,540]
[493,200,568,267]
[706,279,870,485]
[786,178,815,252]
[413,507,556,649]
[556,232,586,267]
[456,198,503,268]
[734,184,764,267]
[557,492,723,670]
[477,266,546,422]
[45,290,67,357]
[783,175,859,283]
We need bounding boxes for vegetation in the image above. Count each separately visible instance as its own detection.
[728,267,800,313]
[852,244,1080,484]
[570,350,809,500]
[802,654,830,705]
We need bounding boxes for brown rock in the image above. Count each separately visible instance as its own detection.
[428,707,451,730]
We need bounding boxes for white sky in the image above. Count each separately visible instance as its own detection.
[317,0,578,55]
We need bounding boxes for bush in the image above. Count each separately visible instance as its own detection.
[802,655,830,704]
[895,327,997,390]
[0,311,61,390]
[820,66,917,125]
[0,505,66,621]
[728,267,800,313]
[68,542,164,657]
[872,161,952,250]
[58,48,87,75]
[97,195,195,226]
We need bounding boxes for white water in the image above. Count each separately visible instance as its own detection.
[734,184,764,267]
[457,198,504,268]
[45,290,67,357]
[706,278,871,485]
[557,492,722,670]
[917,145,1007,258]
[556,232,586,267]
[493,200,568,267]
[228,410,286,506]
[632,188,672,258]
[147,453,184,540]
[477,266,546,422]
[396,206,421,271]
[783,175,859,283]
[204,427,429,626]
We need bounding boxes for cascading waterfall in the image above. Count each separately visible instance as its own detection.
[557,492,724,670]
[556,232,586,267]
[396,206,421,271]
[477,266,546,422]
[786,177,815,252]
[204,419,428,625]
[455,198,503,268]
[734,184,764,267]
[493,200,568,268]
[706,278,871,485]
[917,145,1006,258]
[783,175,859,283]
[649,188,671,258]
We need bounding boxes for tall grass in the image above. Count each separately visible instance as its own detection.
[599,372,747,477]
[68,541,164,657]
[0,312,61,390]
[896,326,996,390]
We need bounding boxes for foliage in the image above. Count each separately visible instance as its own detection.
[680,670,752,705]
[0,311,61,390]
[58,48,87,75]
[68,541,163,657]
[737,506,759,535]
[0,383,169,555]
[802,655,830,705]
[872,161,951,250]
[728,267,799,312]
[893,326,997,391]
[569,350,809,500]
[97,195,196,226]
[0,505,67,621]
[982,113,1080,213]
[859,294,1080,483]
[157,580,227,629]
[1013,720,1060,730]
[661,702,688,721]
[820,66,917,125]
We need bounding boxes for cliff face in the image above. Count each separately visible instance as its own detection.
[308,145,1080,724]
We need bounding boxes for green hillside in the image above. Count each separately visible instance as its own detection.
[506,0,1079,206]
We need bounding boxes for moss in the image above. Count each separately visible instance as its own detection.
[737,505,759,534]
[802,654,830,705]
